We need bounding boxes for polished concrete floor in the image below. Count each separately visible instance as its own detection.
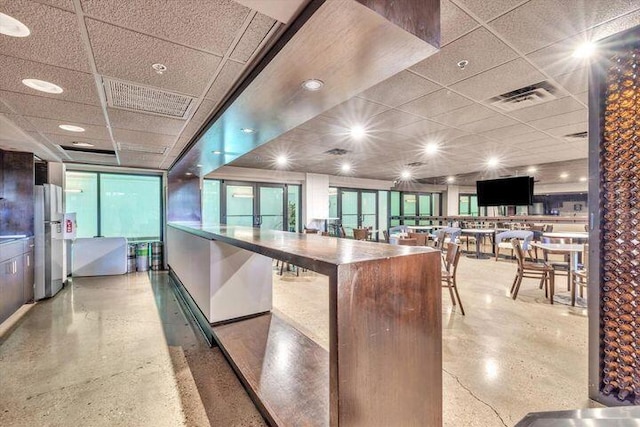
[0,250,592,427]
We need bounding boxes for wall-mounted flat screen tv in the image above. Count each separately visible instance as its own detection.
[476,176,534,206]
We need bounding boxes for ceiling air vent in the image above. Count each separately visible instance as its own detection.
[489,81,559,111]
[60,145,118,165]
[564,131,588,142]
[103,77,195,118]
[324,148,349,156]
[117,142,167,154]
[406,161,425,167]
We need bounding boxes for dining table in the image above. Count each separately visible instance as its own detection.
[530,242,584,305]
[542,232,589,243]
[461,228,495,259]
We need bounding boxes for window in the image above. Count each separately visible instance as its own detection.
[65,171,162,241]
[202,180,221,225]
[288,185,300,232]
[459,194,479,216]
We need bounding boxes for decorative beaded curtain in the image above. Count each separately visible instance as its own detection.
[601,46,640,405]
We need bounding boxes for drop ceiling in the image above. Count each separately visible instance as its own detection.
[1,0,639,184]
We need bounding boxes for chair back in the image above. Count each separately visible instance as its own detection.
[382,230,389,241]
[353,228,368,240]
[304,228,319,234]
[389,225,408,235]
[495,230,533,250]
[443,243,458,271]
[398,238,417,246]
[408,232,427,246]
[544,224,554,233]
[511,238,526,268]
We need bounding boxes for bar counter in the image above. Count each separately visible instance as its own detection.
[167,222,443,427]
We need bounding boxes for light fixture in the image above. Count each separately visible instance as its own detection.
[341,163,351,173]
[457,59,469,70]
[301,79,324,91]
[350,125,366,140]
[196,164,202,168]
[560,172,569,179]
[185,172,193,176]
[400,170,411,180]
[22,79,63,94]
[573,41,596,59]
[232,192,254,198]
[446,176,455,183]
[241,127,255,134]
[487,157,499,168]
[212,150,222,155]
[64,189,83,193]
[72,141,94,147]
[424,142,439,155]
[0,13,30,37]
[580,176,587,182]
[152,63,167,74]
[527,166,537,173]
[58,124,85,132]
[276,155,288,167]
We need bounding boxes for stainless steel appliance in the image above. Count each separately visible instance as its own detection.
[34,184,64,300]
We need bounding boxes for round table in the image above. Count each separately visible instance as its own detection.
[461,229,495,259]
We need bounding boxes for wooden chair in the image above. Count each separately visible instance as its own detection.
[382,230,389,242]
[510,238,555,303]
[570,243,589,306]
[397,238,417,246]
[442,244,464,315]
[408,232,427,246]
[353,228,368,241]
[540,237,570,290]
[495,230,533,261]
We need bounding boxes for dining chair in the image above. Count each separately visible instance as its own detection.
[338,226,346,238]
[353,228,368,241]
[570,243,589,306]
[494,230,533,261]
[510,238,555,303]
[442,243,464,315]
[397,238,417,246]
[408,232,428,246]
[434,227,461,251]
[457,221,476,251]
[540,236,570,290]
[382,230,389,242]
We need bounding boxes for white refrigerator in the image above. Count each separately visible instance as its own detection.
[34,184,64,300]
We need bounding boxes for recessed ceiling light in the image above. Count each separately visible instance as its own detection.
[301,79,324,91]
[152,63,167,74]
[446,176,455,183]
[400,170,411,180]
[350,125,366,140]
[276,155,288,166]
[424,142,439,155]
[487,157,499,168]
[527,166,537,173]
[185,172,193,176]
[0,13,30,37]
[212,150,222,155]
[196,164,202,168]
[560,172,569,179]
[341,163,351,172]
[580,176,587,182]
[22,79,63,94]
[573,41,596,59]
[241,127,255,134]
[59,124,85,132]
[457,59,469,69]
[72,141,94,147]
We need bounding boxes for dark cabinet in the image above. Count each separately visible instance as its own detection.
[0,238,33,324]
[23,245,34,302]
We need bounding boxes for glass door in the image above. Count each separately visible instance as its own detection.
[341,190,359,237]
[258,185,285,231]
[361,191,377,229]
[402,193,417,225]
[339,189,378,239]
[224,184,255,226]
[418,194,431,225]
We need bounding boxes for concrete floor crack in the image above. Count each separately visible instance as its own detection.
[443,368,508,427]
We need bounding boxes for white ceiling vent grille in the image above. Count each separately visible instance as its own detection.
[489,81,559,111]
[117,142,167,154]
[103,77,194,118]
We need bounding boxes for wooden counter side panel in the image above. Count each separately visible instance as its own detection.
[335,252,442,427]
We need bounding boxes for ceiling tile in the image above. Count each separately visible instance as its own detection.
[189,100,216,128]
[554,67,588,95]
[358,71,440,108]
[488,0,640,54]
[441,0,480,45]
[322,97,389,122]
[458,114,519,133]
[546,122,588,137]
[25,117,111,140]
[2,114,36,132]
[0,90,105,125]
[297,115,345,134]
[449,58,547,101]
[576,91,588,104]
[394,119,453,138]
[0,54,100,106]
[431,103,498,127]
[0,0,89,72]
[507,96,585,121]
[398,89,474,118]
[80,0,250,56]
[32,0,75,11]
[527,109,588,130]
[508,131,554,145]
[204,60,245,104]
[367,109,423,131]
[278,128,322,144]
[481,123,536,140]
[453,0,528,21]
[112,128,176,148]
[24,131,66,160]
[86,19,222,96]
[107,108,185,136]
[230,12,276,62]
[410,28,518,86]
[43,133,114,150]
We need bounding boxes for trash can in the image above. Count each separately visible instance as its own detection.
[127,243,136,273]
[136,242,149,272]
[150,241,163,271]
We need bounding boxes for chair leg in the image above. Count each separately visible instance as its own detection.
[495,248,499,262]
[549,271,555,304]
[510,273,519,294]
[447,282,456,306]
[512,274,524,300]
[453,279,465,315]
